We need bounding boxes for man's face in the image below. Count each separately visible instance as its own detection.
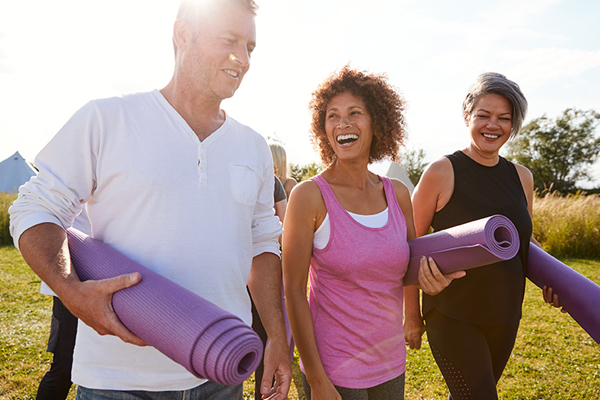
[180,2,256,101]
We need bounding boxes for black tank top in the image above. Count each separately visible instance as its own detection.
[422,151,532,325]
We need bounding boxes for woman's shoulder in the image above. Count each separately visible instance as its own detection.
[421,156,453,182]
[412,156,455,211]
[511,162,533,180]
[288,179,322,204]
[287,179,328,226]
[284,177,298,190]
[510,161,534,195]
[387,176,411,198]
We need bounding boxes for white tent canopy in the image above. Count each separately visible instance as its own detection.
[0,151,36,194]
[369,160,415,194]
[385,161,415,193]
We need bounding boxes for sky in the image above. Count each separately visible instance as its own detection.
[1,0,600,187]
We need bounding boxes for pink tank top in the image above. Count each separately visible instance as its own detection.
[303,174,409,388]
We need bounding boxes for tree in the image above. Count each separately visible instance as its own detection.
[289,161,323,182]
[503,108,600,193]
[401,148,428,186]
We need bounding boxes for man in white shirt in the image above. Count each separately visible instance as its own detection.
[9,0,292,399]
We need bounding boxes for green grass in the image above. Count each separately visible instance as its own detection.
[0,193,17,247]
[2,247,599,399]
[0,245,58,399]
[404,257,600,399]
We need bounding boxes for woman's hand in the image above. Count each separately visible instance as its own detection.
[403,312,425,350]
[543,286,567,313]
[418,256,465,296]
[309,378,342,400]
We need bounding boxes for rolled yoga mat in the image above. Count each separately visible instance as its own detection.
[527,243,600,344]
[404,215,520,286]
[66,227,263,385]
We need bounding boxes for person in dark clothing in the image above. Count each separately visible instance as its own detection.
[250,175,287,400]
[409,72,562,400]
[36,296,77,400]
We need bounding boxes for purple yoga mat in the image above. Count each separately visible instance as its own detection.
[66,228,263,385]
[404,215,520,286]
[527,244,600,344]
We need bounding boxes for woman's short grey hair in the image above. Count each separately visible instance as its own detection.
[462,72,528,137]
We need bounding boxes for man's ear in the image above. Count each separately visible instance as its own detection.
[173,19,191,53]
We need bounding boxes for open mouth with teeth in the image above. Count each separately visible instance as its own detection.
[482,133,500,139]
[337,134,359,145]
[224,70,239,78]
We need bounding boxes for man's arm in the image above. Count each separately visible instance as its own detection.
[247,252,291,400]
[19,222,146,346]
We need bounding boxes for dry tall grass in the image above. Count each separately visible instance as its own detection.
[533,192,600,259]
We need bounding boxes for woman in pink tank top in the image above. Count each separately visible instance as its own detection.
[282,66,465,400]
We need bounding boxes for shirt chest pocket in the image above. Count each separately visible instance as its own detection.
[230,164,261,205]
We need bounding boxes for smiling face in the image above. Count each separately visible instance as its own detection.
[176,1,256,102]
[324,92,374,162]
[465,93,513,161]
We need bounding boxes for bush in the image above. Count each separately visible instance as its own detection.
[533,192,600,259]
[0,193,17,246]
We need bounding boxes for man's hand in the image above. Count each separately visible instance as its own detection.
[19,223,147,346]
[259,338,292,400]
[67,273,148,346]
[248,252,292,400]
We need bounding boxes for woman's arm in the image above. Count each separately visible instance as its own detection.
[514,163,563,310]
[282,181,341,400]
[393,177,464,349]
[411,157,454,237]
[392,180,426,349]
[284,177,298,200]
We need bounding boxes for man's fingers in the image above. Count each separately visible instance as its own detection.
[102,273,147,345]
[105,272,142,292]
[261,369,291,400]
[260,360,291,400]
[76,274,147,346]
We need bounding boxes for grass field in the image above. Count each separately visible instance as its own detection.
[1,246,599,399]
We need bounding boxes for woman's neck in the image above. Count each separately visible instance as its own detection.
[462,145,500,167]
[324,159,377,190]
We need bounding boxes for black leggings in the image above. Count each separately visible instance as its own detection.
[302,372,405,400]
[425,309,520,400]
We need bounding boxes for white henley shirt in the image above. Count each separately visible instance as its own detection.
[9,90,282,391]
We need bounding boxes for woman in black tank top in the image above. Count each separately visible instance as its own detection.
[409,72,563,400]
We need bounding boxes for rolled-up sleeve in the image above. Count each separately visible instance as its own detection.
[9,101,98,250]
[250,144,283,258]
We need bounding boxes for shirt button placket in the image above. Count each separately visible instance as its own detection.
[198,144,207,183]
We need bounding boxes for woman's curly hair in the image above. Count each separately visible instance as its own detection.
[308,64,407,166]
